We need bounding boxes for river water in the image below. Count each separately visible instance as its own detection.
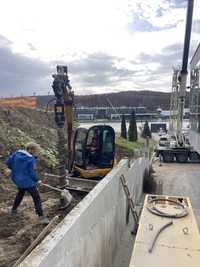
[79,120,190,133]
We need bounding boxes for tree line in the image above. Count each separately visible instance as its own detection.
[121,111,151,141]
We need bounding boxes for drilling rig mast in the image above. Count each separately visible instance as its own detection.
[155,0,199,163]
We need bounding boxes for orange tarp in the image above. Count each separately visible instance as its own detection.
[0,96,37,109]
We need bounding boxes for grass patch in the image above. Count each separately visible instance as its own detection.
[115,135,145,152]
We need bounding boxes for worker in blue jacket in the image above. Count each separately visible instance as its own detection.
[6,142,49,224]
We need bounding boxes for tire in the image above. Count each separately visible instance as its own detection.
[175,153,188,163]
[162,152,174,163]
[189,152,200,163]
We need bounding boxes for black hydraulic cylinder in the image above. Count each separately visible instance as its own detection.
[181,0,194,75]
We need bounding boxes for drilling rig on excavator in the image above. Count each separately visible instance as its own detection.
[51,66,115,189]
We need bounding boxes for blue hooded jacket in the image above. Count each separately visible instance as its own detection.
[6,150,38,188]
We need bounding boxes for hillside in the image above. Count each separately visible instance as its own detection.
[0,107,58,169]
[0,107,63,266]
[0,106,144,266]
[75,90,171,110]
[37,90,190,111]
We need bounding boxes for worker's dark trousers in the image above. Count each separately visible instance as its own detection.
[12,187,43,216]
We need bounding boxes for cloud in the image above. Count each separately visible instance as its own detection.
[132,42,186,91]
[171,0,187,9]
[27,43,37,51]
[127,13,157,32]
[0,34,12,47]
[0,40,141,96]
[0,35,187,97]
[68,44,184,93]
[127,1,184,34]
[137,42,183,66]
[0,0,197,96]
[0,35,52,96]
[60,52,139,88]
[162,42,183,53]
[155,7,166,17]
[128,15,179,33]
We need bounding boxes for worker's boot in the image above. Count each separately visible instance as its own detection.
[38,216,50,225]
[10,208,17,216]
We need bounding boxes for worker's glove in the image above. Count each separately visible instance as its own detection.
[37,180,42,185]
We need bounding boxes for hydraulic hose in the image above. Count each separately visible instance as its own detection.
[146,197,188,253]
[147,197,188,218]
[148,221,173,253]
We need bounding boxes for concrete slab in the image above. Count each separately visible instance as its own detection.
[130,195,200,267]
[154,163,200,214]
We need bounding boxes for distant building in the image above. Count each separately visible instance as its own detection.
[75,106,159,121]
[160,109,190,119]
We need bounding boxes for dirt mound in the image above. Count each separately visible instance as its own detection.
[0,175,80,267]
[0,107,132,266]
[0,107,74,266]
[0,107,59,170]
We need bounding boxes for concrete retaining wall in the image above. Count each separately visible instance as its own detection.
[20,158,149,267]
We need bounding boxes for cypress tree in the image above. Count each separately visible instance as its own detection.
[121,114,127,139]
[142,120,152,138]
[128,110,138,141]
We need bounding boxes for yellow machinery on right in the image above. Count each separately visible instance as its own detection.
[130,194,200,267]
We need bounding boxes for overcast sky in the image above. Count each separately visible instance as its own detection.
[0,0,199,97]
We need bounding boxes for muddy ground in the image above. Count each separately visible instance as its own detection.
[0,160,84,267]
[0,107,80,267]
[0,107,132,267]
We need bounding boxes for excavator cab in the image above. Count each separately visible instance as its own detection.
[73,125,115,179]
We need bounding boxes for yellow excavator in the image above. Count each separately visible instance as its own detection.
[52,66,115,180]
